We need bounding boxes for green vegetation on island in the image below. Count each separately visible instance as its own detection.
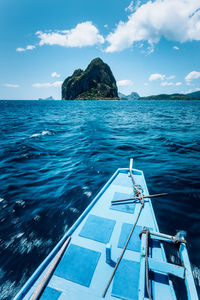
[62,58,119,100]
[119,91,200,100]
[38,96,54,100]
[139,92,200,100]
[62,58,200,101]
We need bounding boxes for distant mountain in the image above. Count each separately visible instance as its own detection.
[186,91,200,99]
[62,58,119,100]
[139,91,200,100]
[119,92,140,100]
[38,96,54,100]
[118,92,127,99]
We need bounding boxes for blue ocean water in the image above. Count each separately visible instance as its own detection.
[0,100,199,299]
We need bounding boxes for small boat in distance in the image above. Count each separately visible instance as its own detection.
[14,160,198,300]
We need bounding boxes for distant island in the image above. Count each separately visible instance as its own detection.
[61,58,200,101]
[119,91,200,100]
[38,96,54,100]
[62,58,119,100]
[139,91,200,100]
[119,92,140,100]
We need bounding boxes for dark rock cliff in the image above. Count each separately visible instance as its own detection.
[62,58,119,100]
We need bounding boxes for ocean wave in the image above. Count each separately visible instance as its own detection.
[17,237,43,254]
[69,207,79,214]
[82,186,92,197]
[30,130,53,138]
[83,191,92,197]
[0,100,200,299]
[3,233,52,256]
[0,278,16,300]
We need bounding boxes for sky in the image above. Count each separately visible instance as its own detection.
[1,0,200,99]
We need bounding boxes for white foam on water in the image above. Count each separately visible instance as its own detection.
[3,232,25,249]
[18,237,43,254]
[30,130,52,138]
[69,207,79,214]
[30,133,41,138]
[0,278,15,299]
[192,265,200,286]
[16,232,24,239]
[16,199,26,206]
[84,191,92,197]
[82,186,88,190]
[33,214,41,221]
[82,186,92,197]
[3,232,50,255]
[0,269,27,299]
[16,235,53,255]
[0,198,4,203]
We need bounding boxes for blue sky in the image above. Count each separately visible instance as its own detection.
[1,0,200,99]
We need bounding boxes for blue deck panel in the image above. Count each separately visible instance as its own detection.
[40,287,61,300]
[110,192,135,214]
[50,284,103,300]
[54,244,101,287]
[118,224,153,252]
[112,259,140,300]
[118,224,142,252]
[112,173,133,188]
[79,214,116,244]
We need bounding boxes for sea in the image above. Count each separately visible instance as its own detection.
[0,100,199,299]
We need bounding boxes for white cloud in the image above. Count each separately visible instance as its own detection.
[161,81,182,86]
[2,83,20,88]
[32,81,62,88]
[125,1,134,12]
[36,22,104,48]
[144,83,149,86]
[161,81,173,86]
[117,79,133,87]
[166,75,175,80]
[185,71,200,83]
[149,73,176,82]
[173,46,180,50]
[26,45,35,50]
[16,47,25,52]
[183,87,200,94]
[105,0,200,52]
[16,45,35,52]
[51,72,60,78]
[149,73,165,81]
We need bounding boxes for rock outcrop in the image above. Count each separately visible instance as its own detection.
[119,92,140,100]
[38,96,54,100]
[62,58,119,100]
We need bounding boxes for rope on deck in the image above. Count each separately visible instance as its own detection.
[102,161,144,298]
[102,203,144,298]
[130,165,153,300]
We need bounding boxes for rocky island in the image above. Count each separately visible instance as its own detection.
[62,58,119,100]
[118,92,140,100]
[139,91,200,100]
[38,96,54,100]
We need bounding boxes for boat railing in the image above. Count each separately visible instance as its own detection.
[139,227,199,300]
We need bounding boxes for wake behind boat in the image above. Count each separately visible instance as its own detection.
[14,160,198,300]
